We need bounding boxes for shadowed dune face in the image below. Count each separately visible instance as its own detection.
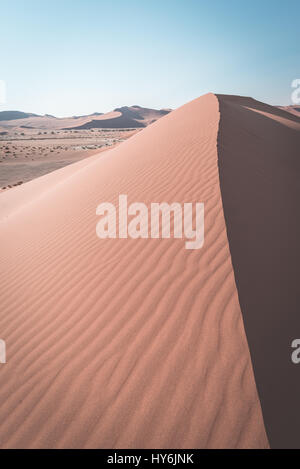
[66,106,171,130]
[277,105,300,118]
[218,95,300,129]
[69,115,146,129]
[217,94,300,449]
[0,93,268,448]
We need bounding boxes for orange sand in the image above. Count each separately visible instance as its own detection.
[0,94,268,448]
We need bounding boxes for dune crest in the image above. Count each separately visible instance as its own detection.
[0,94,268,448]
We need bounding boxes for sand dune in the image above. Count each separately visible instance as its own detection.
[0,129,137,188]
[277,105,300,118]
[217,94,300,448]
[0,106,170,131]
[0,93,270,448]
[67,106,171,130]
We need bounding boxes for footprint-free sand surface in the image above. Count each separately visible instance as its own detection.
[0,94,271,448]
[217,95,300,449]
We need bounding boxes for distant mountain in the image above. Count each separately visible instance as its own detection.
[0,111,39,121]
[0,106,171,130]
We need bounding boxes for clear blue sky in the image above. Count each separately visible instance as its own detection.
[1,0,299,116]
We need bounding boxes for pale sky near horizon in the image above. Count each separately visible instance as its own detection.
[1,0,299,116]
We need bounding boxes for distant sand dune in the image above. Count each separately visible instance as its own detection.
[277,105,300,118]
[0,106,170,131]
[0,94,269,448]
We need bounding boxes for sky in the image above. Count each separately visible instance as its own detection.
[0,0,299,116]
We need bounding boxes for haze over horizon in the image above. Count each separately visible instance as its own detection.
[1,0,299,116]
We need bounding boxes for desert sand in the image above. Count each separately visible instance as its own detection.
[0,106,170,189]
[277,104,300,118]
[217,95,300,448]
[0,129,137,188]
[0,93,276,448]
